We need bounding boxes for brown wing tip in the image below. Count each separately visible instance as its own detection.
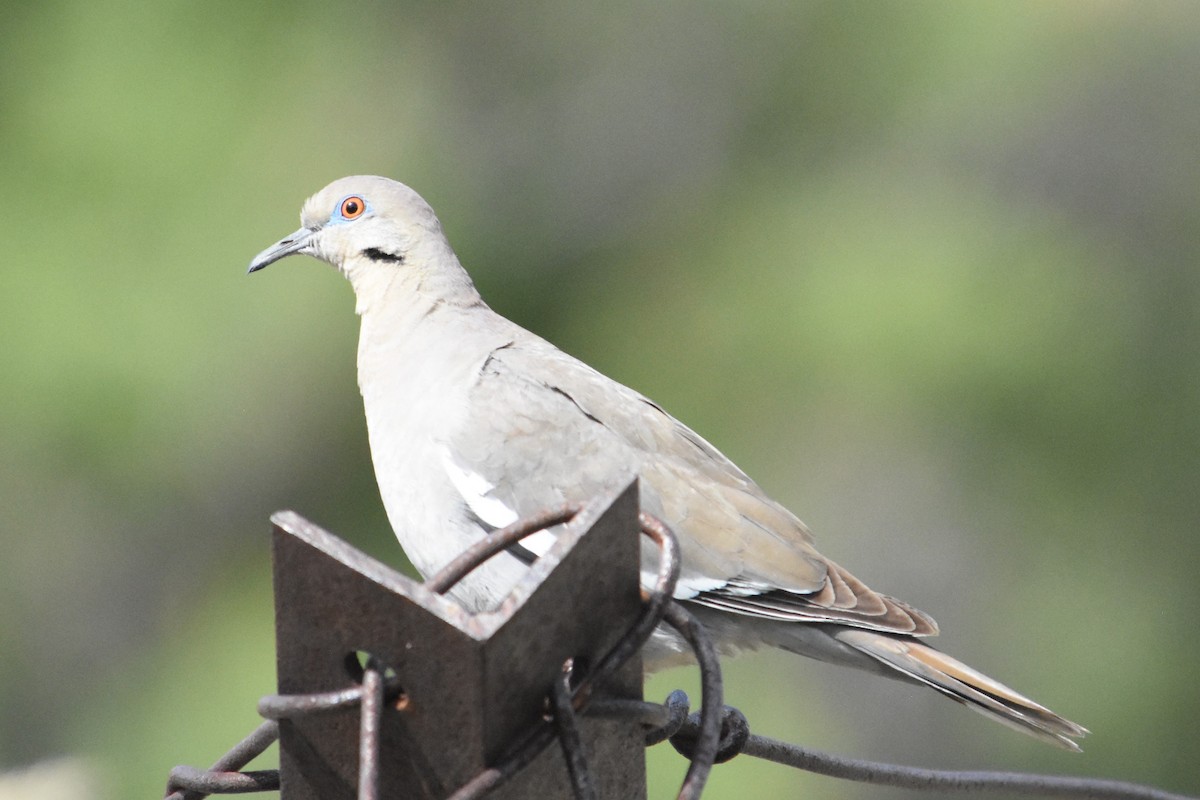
[699,560,943,637]
[880,593,940,637]
[822,560,941,636]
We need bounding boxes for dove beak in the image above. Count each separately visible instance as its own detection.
[248,227,318,274]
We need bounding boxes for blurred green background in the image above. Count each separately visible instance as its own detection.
[2,1,1198,798]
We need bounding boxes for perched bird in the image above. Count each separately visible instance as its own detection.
[249,176,1086,750]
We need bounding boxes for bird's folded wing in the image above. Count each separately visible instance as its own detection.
[447,333,937,637]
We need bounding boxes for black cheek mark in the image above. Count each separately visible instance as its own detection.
[362,248,404,263]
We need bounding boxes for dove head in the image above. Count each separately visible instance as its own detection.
[249,176,479,312]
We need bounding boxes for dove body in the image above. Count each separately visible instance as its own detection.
[249,176,1086,750]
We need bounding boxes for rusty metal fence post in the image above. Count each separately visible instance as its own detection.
[164,474,1188,800]
[267,481,647,799]
[165,476,728,800]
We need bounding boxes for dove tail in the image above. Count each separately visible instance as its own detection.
[834,628,1088,751]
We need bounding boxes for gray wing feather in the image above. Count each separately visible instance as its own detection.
[448,332,937,636]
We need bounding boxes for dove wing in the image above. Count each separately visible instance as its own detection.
[446,332,936,636]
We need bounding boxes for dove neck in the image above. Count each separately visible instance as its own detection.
[353,257,511,413]
[343,239,482,314]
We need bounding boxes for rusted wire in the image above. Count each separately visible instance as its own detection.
[163,503,1199,800]
[425,504,584,594]
[660,600,722,800]
[258,685,366,718]
[166,693,1200,800]
[165,766,279,796]
[737,734,1197,800]
[257,679,403,721]
[552,666,598,800]
[358,657,385,800]
[668,705,750,765]
[589,699,1200,800]
[569,511,681,710]
[163,720,280,799]
[647,690,692,746]
[587,689,689,745]
[447,511,698,800]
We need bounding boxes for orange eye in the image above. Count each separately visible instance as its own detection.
[340,195,366,219]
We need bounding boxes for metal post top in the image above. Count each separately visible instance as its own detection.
[270,480,647,799]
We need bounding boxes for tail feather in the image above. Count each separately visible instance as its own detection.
[835,628,1088,751]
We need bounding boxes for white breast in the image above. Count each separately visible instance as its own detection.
[355,298,528,611]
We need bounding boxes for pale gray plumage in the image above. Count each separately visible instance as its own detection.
[249,175,1087,750]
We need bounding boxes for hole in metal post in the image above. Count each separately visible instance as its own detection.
[344,650,408,710]
[564,655,590,691]
[344,650,368,681]
[543,655,592,718]
[345,650,398,680]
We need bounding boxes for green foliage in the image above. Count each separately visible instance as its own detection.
[2,2,1198,798]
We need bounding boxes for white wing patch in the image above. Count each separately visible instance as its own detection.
[718,577,773,597]
[441,452,520,529]
[440,451,561,558]
[672,575,728,599]
[517,529,559,558]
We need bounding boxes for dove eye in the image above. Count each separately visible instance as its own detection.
[339,195,366,220]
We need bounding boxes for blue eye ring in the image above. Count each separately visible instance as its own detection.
[337,195,367,221]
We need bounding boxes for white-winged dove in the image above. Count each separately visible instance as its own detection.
[249,176,1086,750]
